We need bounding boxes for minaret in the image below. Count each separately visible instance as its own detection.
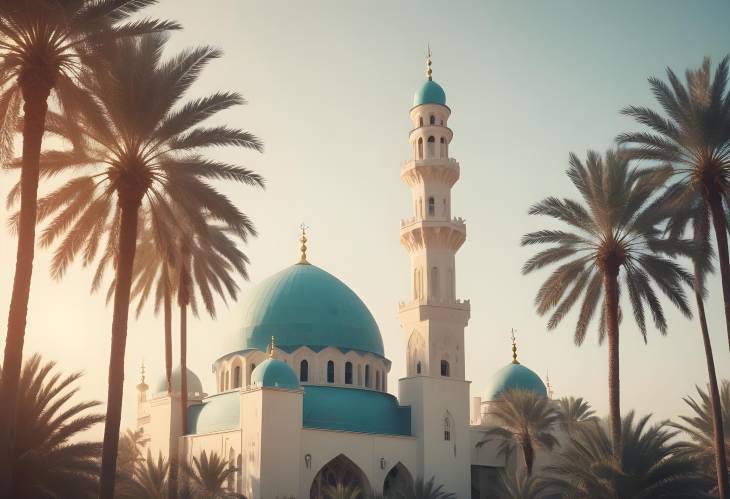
[397,50,470,498]
[399,50,470,379]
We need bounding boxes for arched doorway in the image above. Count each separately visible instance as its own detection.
[310,454,371,498]
[383,462,413,497]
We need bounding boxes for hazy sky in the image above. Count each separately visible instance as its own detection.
[2,0,730,439]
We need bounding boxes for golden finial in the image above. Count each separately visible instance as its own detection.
[137,360,148,391]
[298,223,310,265]
[426,44,433,81]
[510,328,519,364]
[546,372,554,399]
[268,336,276,358]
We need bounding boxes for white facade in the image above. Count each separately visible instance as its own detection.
[134,59,553,499]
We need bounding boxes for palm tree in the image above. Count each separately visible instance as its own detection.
[322,483,362,499]
[558,396,597,436]
[618,57,730,349]
[389,477,455,499]
[476,389,561,476]
[118,451,168,499]
[130,214,256,499]
[672,381,730,495]
[489,469,553,499]
[180,450,241,499]
[0,3,176,492]
[522,149,693,451]
[1,353,104,499]
[115,428,145,497]
[25,34,263,498]
[545,412,710,498]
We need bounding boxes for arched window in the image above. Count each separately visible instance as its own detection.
[427,136,435,158]
[234,366,241,388]
[365,365,371,388]
[428,197,435,216]
[444,415,452,441]
[300,359,309,382]
[431,266,440,298]
[345,362,353,384]
[418,116,423,127]
[416,361,422,374]
[441,359,450,377]
[440,136,446,158]
[417,137,423,159]
[376,371,381,391]
[251,363,256,372]
[327,361,335,383]
[429,114,435,125]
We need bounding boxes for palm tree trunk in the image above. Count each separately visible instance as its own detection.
[708,190,730,352]
[523,438,535,476]
[98,200,141,499]
[0,76,52,496]
[180,299,188,436]
[603,267,622,455]
[165,285,178,499]
[695,272,730,499]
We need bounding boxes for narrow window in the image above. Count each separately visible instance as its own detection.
[327,361,335,383]
[376,371,381,391]
[234,366,241,388]
[365,365,371,387]
[345,362,353,384]
[428,197,435,216]
[441,360,450,377]
[251,363,256,372]
[444,416,452,441]
[429,115,435,125]
[300,359,309,382]
[440,136,446,158]
[419,116,423,127]
[417,137,423,159]
[416,361,422,374]
[427,136,435,158]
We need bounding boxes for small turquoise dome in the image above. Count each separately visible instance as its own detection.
[486,363,547,400]
[155,366,203,396]
[226,263,384,358]
[251,358,299,389]
[413,79,446,107]
[187,391,239,435]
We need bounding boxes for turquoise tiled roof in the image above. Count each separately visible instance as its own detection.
[413,79,446,107]
[485,363,547,400]
[224,264,384,358]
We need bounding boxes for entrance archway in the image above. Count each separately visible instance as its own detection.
[383,462,413,497]
[310,454,371,498]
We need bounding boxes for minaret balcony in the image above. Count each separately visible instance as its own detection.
[397,297,471,325]
[400,158,460,187]
[399,217,466,252]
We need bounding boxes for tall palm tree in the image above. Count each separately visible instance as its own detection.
[180,450,241,499]
[558,396,597,436]
[671,381,730,495]
[522,149,693,451]
[0,2,176,492]
[24,34,263,498]
[545,412,710,498]
[618,57,730,349]
[130,217,256,499]
[661,193,730,498]
[476,389,561,476]
[0,353,104,499]
[389,477,455,499]
[115,428,145,496]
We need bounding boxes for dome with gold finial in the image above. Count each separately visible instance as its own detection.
[413,47,446,107]
[250,336,300,389]
[485,330,547,400]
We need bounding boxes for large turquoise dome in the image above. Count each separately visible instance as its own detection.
[413,79,446,107]
[486,363,547,400]
[251,358,299,389]
[228,263,384,357]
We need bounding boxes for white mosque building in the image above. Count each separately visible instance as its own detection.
[134,55,551,499]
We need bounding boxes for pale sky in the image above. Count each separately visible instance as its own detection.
[2,0,730,440]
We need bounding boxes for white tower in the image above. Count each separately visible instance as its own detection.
[398,51,471,497]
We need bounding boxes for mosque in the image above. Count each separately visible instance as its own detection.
[134,55,551,498]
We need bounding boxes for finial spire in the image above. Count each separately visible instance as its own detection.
[510,328,519,364]
[137,360,148,392]
[298,224,310,265]
[268,336,276,358]
[546,372,554,399]
[426,44,433,81]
